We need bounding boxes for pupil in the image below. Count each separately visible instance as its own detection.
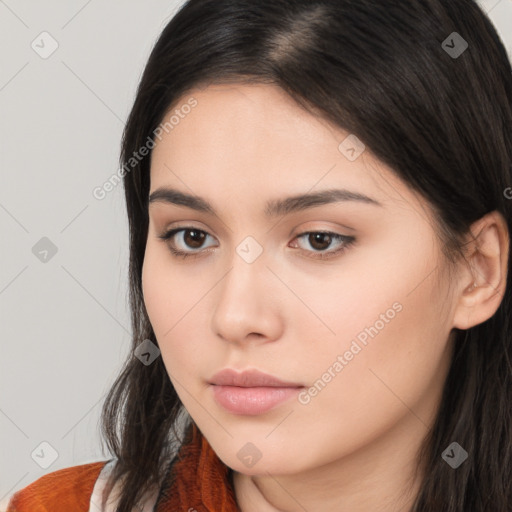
[185,230,205,248]
[310,233,331,250]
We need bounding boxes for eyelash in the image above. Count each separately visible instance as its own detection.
[157,227,355,261]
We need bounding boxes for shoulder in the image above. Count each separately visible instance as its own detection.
[6,460,110,512]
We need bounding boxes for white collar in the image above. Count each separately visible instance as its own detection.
[88,460,160,512]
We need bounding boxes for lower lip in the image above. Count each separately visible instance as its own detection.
[211,385,302,415]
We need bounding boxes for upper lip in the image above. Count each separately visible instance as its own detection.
[209,369,303,388]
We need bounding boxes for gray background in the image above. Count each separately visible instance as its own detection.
[1,0,511,507]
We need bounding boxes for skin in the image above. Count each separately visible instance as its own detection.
[141,83,509,511]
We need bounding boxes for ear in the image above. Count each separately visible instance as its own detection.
[452,210,509,330]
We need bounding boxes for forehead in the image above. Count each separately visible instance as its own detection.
[148,83,419,215]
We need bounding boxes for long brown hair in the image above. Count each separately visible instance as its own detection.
[100,0,512,510]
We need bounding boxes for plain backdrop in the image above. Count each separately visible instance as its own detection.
[1,0,511,507]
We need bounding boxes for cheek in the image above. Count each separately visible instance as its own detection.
[296,236,451,411]
[141,244,172,326]
[141,242,188,358]
[141,242,213,376]
[300,257,451,435]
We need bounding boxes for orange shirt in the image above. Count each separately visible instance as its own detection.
[6,461,107,512]
[7,423,239,511]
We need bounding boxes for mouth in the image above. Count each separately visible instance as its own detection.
[209,368,305,415]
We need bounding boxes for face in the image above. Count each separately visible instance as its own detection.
[142,83,457,477]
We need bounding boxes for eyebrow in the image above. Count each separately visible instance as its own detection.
[148,187,383,217]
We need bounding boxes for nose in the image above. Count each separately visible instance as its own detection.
[211,249,283,346]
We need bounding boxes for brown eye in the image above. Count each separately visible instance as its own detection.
[308,232,333,251]
[158,227,355,261]
[182,229,207,249]
[292,231,356,260]
[157,227,217,259]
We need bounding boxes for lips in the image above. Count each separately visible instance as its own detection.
[209,368,303,388]
[209,369,304,415]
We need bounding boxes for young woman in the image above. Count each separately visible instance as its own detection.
[8,0,512,510]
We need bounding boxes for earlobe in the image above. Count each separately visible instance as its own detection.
[452,211,509,331]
